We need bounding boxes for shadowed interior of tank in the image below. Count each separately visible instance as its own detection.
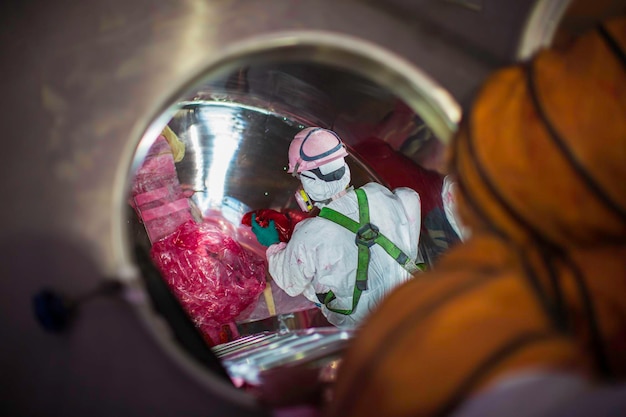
[127,61,460,406]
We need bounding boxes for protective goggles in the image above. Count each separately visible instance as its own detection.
[294,166,346,182]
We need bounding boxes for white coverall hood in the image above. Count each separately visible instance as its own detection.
[299,159,351,204]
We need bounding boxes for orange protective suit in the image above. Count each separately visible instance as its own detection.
[326,16,626,417]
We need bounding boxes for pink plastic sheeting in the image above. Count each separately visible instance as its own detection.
[130,135,194,243]
[150,220,267,344]
[131,134,265,346]
[236,280,315,323]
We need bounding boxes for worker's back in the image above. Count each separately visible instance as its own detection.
[269,182,422,328]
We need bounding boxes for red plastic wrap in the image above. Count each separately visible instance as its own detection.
[242,209,312,242]
[150,220,267,345]
[353,137,444,219]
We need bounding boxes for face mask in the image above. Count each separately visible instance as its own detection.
[295,188,314,212]
[293,160,351,212]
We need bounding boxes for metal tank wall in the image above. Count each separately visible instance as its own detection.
[0,0,566,416]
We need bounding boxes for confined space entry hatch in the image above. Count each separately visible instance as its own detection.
[126,47,463,409]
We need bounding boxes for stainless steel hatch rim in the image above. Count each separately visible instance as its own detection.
[516,0,573,59]
[113,28,462,410]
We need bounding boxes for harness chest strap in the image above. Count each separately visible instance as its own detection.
[317,188,425,315]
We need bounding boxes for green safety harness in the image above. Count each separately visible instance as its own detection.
[316,188,425,315]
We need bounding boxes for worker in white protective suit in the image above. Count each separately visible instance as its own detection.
[251,127,425,328]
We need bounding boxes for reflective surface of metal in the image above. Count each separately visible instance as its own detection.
[216,328,352,383]
[517,0,573,59]
[214,328,352,407]
[168,100,379,216]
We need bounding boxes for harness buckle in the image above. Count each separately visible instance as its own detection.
[403,259,421,274]
[316,293,328,304]
[355,223,379,248]
[356,280,368,291]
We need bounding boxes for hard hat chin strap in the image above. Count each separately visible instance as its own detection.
[291,161,301,177]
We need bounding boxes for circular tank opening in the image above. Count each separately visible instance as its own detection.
[122,36,462,411]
